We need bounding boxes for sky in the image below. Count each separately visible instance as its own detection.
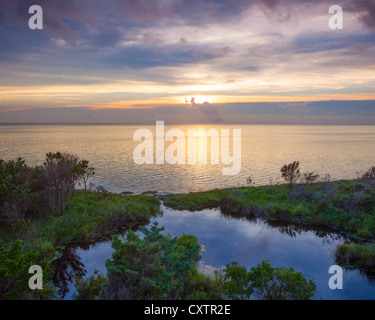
[0,0,374,124]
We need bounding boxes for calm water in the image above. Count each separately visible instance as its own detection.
[61,204,375,300]
[1,124,375,193]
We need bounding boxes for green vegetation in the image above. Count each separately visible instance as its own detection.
[0,158,40,223]
[104,222,201,300]
[0,153,161,299]
[163,180,375,241]
[73,223,316,300]
[73,270,106,300]
[335,244,375,274]
[222,260,316,300]
[40,191,160,245]
[162,162,375,277]
[2,156,375,299]
[0,240,57,300]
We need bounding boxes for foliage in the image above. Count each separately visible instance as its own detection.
[40,191,161,245]
[248,260,316,300]
[0,158,34,223]
[184,268,224,300]
[222,260,315,300]
[162,189,226,211]
[0,240,56,300]
[104,222,201,300]
[77,160,95,192]
[280,161,301,186]
[222,261,253,299]
[41,152,94,216]
[335,244,375,273]
[73,269,106,300]
[300,171,320,186]
[362,166,375,186]
[164,180,375,240]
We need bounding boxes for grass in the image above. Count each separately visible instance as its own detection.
[163,179,375,275]
[40,191,161,245]
[0,191,161,254]
[163,179,375,241]
[335,244,375,274]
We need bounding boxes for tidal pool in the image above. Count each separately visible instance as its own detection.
[60,204,375,300]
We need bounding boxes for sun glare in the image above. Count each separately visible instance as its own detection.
[184,96,213,104]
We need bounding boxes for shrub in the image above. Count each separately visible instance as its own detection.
[104,222,201,300]
[362,166,375,186]
[0,240,55,300]
[41,152,95,216]
[335,244,375,273]
[248,260,316,300]
[281,161,301,187]
[222,260,316,300]
[73,270,106,300]
[0,158,33,223]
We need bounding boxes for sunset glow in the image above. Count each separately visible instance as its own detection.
[0,0,374,124]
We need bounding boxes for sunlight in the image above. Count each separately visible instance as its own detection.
[183,96,214,104]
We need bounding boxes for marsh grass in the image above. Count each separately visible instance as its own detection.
[335,244,375,273]
[0,191,161,254]
[163,179,375,241]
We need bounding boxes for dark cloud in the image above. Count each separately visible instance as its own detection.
[0,0,91,38]
[0,0,253,33]
[252,0,294,23]
[188,98,224,123]
[1,101,375,124]
[350,0,375,29]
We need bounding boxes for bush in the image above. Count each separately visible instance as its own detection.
[281,161,301,186]
[41,152,95,216]
[362,166,375,186]
[104,222,201,300]
[335,244,375,273]
[222,260,316,300]
[0,158,33,223]
[73,270,106,300]
[0,240,55,300]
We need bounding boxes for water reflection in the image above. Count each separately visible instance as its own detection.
[60,205,375,300]
[55,216,159,299]
[221,205,357,244]
[52,247,86,298]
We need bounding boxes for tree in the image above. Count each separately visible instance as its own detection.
[73,270,106,300]
[41,152,94,215]
[248,260,316,300]
[301,171,320,186]
[104,222,201,300]
[222,261,253,300]
[0,240,56,300]
[0,158,33,222]
[281,161,301,187]
[222,260,316,300]
[78,160,95,193]
[362,166,375,186]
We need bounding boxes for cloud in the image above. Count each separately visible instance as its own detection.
[141,32,164,52]
[188,98,224,123]
[0,0,89,38]
[252,0,296,24]
[0,0,374,123]
[350,0,375,29]
[1,101,375,124]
